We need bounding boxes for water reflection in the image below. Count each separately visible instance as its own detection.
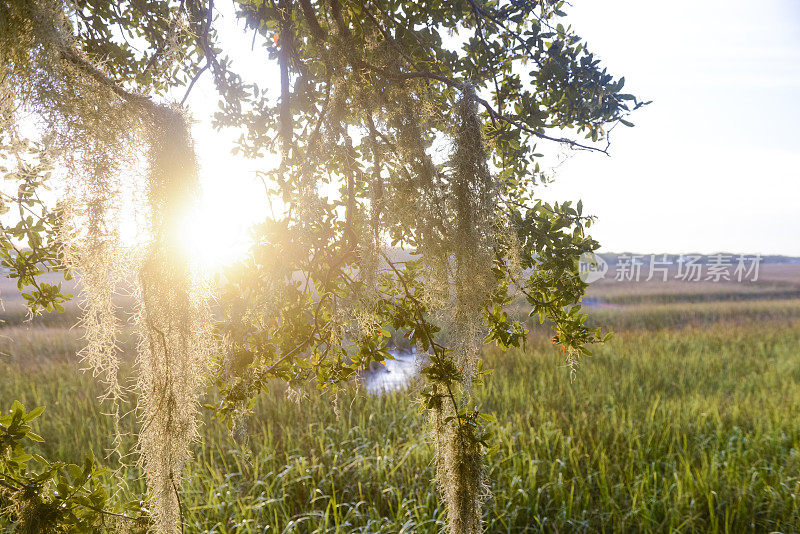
[360,349,423,394]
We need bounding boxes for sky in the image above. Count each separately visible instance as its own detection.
[182,0,800,258]
[536,0,800,255]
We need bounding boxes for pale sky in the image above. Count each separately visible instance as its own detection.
[181,0,800,259]
[537,0,800,256]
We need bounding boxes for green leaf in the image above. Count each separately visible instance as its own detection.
[27,431,45,443]
[23,405,45,422]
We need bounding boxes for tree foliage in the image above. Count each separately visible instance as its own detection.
[0,0,644,532]
[0,401,149,533]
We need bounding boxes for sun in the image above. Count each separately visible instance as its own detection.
[176,172,267,273]
[177,207,249,272]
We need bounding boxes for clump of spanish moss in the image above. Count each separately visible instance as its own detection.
[430,387,487,534]
[135,109,212,533]
[423,85,498,534]
[1,488,62,534]
[60,142,130,461]
[449,84,497,390]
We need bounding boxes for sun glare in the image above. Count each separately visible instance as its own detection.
[177,173,267,273]
[177,209,247,272]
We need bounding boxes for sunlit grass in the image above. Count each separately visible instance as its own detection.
[2,302,800,532]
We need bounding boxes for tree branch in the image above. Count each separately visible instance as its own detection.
[278,0,295,153]
[58,47,152,109]
[328,0,350,37]
[361,64,609,154]
[298,0,327,40]
[181,0,216,105]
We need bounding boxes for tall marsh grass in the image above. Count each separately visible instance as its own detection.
[1,301,800,532]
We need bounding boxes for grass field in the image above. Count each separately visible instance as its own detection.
[2,266,800,532]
